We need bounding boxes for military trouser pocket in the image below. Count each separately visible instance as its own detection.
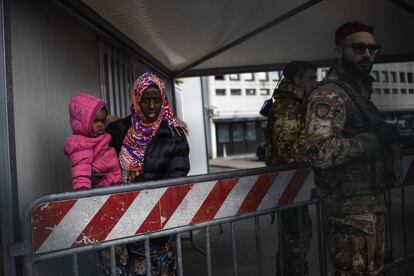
[327,227,354,272]
[327,215,385,275]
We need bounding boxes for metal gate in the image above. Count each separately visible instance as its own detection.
[9,152,414,275]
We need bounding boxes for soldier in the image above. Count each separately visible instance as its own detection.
[305,22,400,276]
[265,61,317,275]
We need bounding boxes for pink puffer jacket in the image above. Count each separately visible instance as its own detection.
[64,94,121,190]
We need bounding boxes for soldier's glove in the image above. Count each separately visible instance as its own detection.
[372,121,401,147]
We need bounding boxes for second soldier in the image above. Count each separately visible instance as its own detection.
[265,61,317,276]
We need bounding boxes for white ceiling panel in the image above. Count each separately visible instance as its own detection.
[81,0,414,75]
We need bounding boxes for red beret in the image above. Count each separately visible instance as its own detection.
[335,21,374,45]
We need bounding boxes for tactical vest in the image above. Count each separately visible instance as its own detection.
[313,73,399,197]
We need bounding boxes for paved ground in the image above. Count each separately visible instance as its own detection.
[208,153,265,171]
[183,155,414,276]
[183,157,320,275]
[182,205,321,276]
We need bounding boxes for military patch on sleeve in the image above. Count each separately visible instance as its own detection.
[315,103,331,118]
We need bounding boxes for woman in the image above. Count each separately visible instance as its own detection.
[99,72,190,276]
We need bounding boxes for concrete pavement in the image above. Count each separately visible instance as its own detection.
[203,155,414,275]
[209,153,265,171]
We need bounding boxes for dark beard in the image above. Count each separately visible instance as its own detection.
[342,57,373,77]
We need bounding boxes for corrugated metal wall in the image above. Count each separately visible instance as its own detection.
[8,1,176,275]
[99,41,134,118]
[131,59,174,106]
[98,41,175,119]
[11,0,101,213]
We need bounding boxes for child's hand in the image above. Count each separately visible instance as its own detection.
[91,173,105,186]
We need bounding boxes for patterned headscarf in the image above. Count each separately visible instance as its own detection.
[119,72,185,173]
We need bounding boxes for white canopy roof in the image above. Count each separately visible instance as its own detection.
[81,0,414,76]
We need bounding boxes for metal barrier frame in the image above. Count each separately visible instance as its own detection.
[12,163,315,275]
[384,172,414,270]
[9,158,414,275]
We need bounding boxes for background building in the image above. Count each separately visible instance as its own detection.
[203,71,281,158]
[371,63,414,138]
[205,62,414,158]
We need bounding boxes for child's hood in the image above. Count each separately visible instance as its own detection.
[69,93,106,136]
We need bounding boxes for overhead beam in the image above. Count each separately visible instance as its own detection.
[179,62,298,78]
[174,0,323,77]
[179,52,414,78]
[178,59,336,78]
[389,0,414,15]
[375,52,414,64]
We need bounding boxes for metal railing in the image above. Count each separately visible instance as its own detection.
[384,148,414,271]
[8,152,414,275]
[384,184,414,272]
[9,163,320,275]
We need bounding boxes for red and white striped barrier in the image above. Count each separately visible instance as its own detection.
[32,168,314,254]
[31,154,414,255]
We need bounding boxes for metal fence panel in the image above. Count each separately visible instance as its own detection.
[8,152,414,275]
[30,168,314,255]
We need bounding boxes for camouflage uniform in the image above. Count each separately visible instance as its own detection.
[305,61,394,276]
[265,79,306,166]
[265,78,312,275]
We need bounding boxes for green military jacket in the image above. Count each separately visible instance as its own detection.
[265,78,307,166]
[304,61,393,215]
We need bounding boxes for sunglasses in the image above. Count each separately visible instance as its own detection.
[343,43,381,55]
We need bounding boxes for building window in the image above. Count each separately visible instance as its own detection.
[409,89,414,94]
[383,88,390,94]
[242,73,254,81]
[215,75,225,80]
[401,88,407,94]
[321,69,329,79]
[245,122,256,141]
[390,72,397,83]
[232,123,244,142]
[407,72,413,83]
[230,89,242,95]
[246,89,256,95]
[392,88,398,94]
[381,71,389,83]
[215,89,226,96]
[374,88,381,94]
[400,72,406,83]
[256,72,268,81]
[271,71,280,81]
[260,89,270,95]
[229,74,239,81]
[372,70,380,82]
[217,124,230,143]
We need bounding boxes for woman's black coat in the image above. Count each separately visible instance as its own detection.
[106,116,190,182]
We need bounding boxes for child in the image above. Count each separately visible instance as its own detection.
[64,93,121,190]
